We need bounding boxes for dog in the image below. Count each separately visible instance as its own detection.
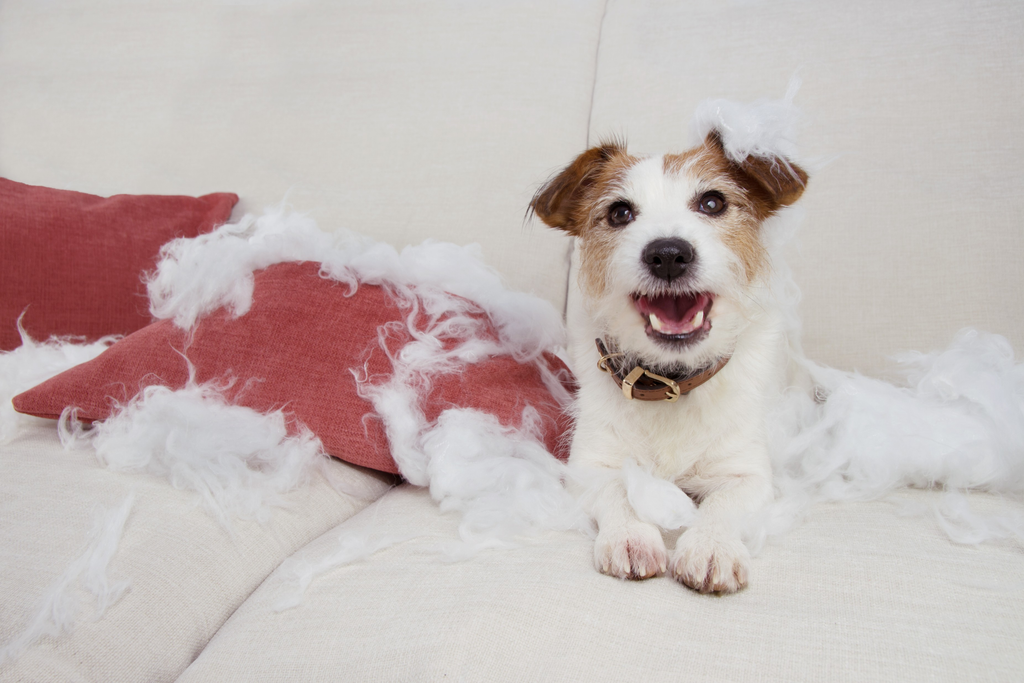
[531,131,808,593]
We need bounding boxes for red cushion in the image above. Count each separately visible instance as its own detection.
[12,262,573,475]
[0,178,238,350]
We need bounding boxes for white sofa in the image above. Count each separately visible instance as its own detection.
[2,1,1022,681]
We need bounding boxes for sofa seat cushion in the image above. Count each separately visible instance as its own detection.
[177,485,1024,682]
[0,424,394,681]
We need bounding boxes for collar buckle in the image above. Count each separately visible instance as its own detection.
[595,338,726,403]
[620,366,681,402]
[597,347,682,403]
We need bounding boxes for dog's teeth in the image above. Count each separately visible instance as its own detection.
[649,313,665,333]
[691,309,704,329]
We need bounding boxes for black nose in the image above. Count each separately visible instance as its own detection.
[643,238,695,282]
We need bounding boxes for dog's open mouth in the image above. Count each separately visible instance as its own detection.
[633,292,713,343]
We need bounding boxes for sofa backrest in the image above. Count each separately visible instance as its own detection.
[587,0,1024,375]
[0,0,600,316]
[1,0,1020,376]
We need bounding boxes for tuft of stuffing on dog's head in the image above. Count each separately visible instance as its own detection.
[532,131,807,371]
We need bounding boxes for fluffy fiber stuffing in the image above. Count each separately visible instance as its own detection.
[0,493,134,664]
[691,76,804,167]
[753,329,1024,548]
[273,528,415,612]
[0,324,116,444]
[141,210,580,551]
[58,372,328,530]
[146,206,565,360]
[622,460,700,531]
[778,331,1024,499]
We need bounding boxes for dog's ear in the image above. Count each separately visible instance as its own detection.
[531,142,625,234]
[705,131,808,210]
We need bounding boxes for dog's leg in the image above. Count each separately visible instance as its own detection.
[670,450,772,594]
[569,402,668,580]
[585,474,668,580]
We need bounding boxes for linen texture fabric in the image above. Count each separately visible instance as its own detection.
[177,485,1024,683]
[13,261,572,474]
[0,424,393,682]
[0,178,237,350]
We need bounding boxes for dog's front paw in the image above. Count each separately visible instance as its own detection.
[670,526,750,594]
[593,522,667,580]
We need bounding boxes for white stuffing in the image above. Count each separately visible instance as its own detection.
[273,528,416,612]
[59,373,329,531]
[621,460,699,531]
[0,493,134,665]
[147,206,565,359]
[420,408,589,554]
[346,254,586,556]
[691,75,805,166]
[146,207,579,548]
[749,329,1024,550]
[146,210,348,330]
[773,330,1024,501]
[0,323,116,444]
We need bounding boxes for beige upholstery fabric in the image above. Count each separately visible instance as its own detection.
[588,0,1024,375]
[1,1,1022,681]
[0,425,393,681]
[0,0,607,313]
[179,485,1024,682]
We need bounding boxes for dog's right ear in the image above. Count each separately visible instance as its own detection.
[530,142,625,235]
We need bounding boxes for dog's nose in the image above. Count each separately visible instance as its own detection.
[643,238,695,281]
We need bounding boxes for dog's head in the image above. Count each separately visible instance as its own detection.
[532,132,807,371]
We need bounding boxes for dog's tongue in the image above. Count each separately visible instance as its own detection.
[635,293,710,335]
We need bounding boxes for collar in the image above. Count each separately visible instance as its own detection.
[595,338,730,403]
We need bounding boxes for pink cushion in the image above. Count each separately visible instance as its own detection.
[0,178,238,350]
[12,262,572,475]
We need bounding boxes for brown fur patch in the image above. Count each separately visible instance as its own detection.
[662,149,700,176]
[531,142,640,296]
[665,134,809,281]
[699,131,808,217]
[531,142,631,235]
[670,142,769,281]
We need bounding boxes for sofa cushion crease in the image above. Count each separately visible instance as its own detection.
[0,425,394,682]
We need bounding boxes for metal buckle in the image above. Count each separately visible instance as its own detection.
[597,350,624,374]
[642,369,681,402]
[621,367,681,402]
[620,367,645,400]
[599,352,681,403]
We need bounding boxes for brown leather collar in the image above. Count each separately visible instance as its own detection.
[595,338,730,402]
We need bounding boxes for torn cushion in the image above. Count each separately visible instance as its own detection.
[0,178,238,350]
[12,261,572,475]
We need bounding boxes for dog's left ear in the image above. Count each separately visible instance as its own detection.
[705,131,808,210]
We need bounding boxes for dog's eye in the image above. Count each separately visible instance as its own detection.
[698,192,727,216]
[607,202,635,227]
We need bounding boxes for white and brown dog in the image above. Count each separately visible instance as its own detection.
[532,131,807,593]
